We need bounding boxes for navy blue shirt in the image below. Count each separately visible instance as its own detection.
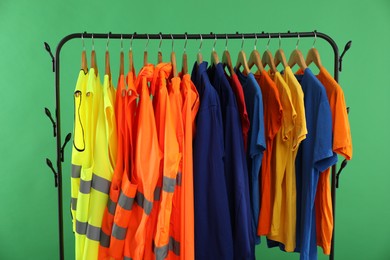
[294,68,337,260]
[236,69,266,245]
[208,63,254,259]
[191,61,233,260]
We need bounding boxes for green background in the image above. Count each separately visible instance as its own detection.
[1,0,389,259]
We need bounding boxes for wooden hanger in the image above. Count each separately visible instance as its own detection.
[261,34,276,73]
[105,35,111,80]
[81,34,88,73]
[221,34,234,75]
[305,32,322,68]
[128,34,135,73]
[119,35,124,76]
[144,34,150,66]
[247,34,264,74]
[170,35,178,77]
[274,33,288,69]
[157,33,163,64]
[90,34,98,76]
[235,34,251,75]
[197,34,203,65]
[210,34,220,66]
[182,33,188,74]
[288,34,307,70]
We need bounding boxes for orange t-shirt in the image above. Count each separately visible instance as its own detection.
[315,66,353,255]
[254,71,283,236]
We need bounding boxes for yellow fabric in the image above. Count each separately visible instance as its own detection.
[268,67,307,252]
[267,71,296,252]
[71,70,88,232]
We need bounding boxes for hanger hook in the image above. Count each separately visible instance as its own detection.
[184,32,188,53]
[145,33,150,52]
[225,34,228,51]
[213,33,217,51]
[241,33,244,50]
[266,33,271,50]
[278,33,281,49]
[130,33,134,51]
[254,33,257,50]
[198,34,203,53]
[120,34,123,51]
[313,31,317,48]
[158,32,162,51]
[171,34,174,52]
[296,33,300,50]
[91,33,95,51]
[81,32,85,51]
[106,32,110,51]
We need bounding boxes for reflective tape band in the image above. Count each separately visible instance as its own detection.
[79,174,111,195]
[71,197,77,211]
[135,191,153,215]
[124,257,132,260]
[75,220,101,241]
[163,176,176,193]
[72,164,81,178]
[100,230,110,248]
[92,174,111,195]
[112,223,127,240]
[107,197,117,215]
[176,172,182,186]
[169,236,180,256]
[154,244,168,260]
[118,191,135,210]
[154,186,161,201]
[79,179,92,194]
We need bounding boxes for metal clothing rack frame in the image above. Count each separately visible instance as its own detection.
[44,31,351,260]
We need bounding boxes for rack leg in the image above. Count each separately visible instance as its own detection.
[330,164,337,260]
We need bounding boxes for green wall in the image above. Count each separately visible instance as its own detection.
[1,0,389,259]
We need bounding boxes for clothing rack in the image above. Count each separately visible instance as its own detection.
[43,31,351,260]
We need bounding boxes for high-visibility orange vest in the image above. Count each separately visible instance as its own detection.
[98,73,127,260]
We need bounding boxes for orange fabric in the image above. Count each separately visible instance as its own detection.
[314,66,352,255]
[254,72,283,236]
[126,64,162,260]
[98,74,126,260]
[179,73,199,260]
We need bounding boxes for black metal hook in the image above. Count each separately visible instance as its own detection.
[339,40,352,72]
[336,159,348,188]
[46,158,58,187]
[44,107,56,137]
[44,42,55,72]
[61,133,72,162]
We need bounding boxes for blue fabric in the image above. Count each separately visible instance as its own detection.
[235,69,266,245]
[191,61,233,260]
[208,63,254,259]
[294,68,338,260]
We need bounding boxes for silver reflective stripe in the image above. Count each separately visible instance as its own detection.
[107,197,116,215]
[79,179,92,194]
[92,174,111,195]
[163,176,176,193]
[154,186,162,201]
[71,197,77,210]
[100,230,110,248]
[124,257,132,260]
[136,191,153,215]
[72,164,81,178]
[176,172,182,186]
[112,223,127,240]
[169,236,180,256]
[154,244,168,260]
[118,191,135,210]
[75,220,101,241]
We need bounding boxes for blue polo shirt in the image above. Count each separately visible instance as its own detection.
[191,61,234,260]
[208,63,254,259]
[294,68,337,260]
[235,69,266,245]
